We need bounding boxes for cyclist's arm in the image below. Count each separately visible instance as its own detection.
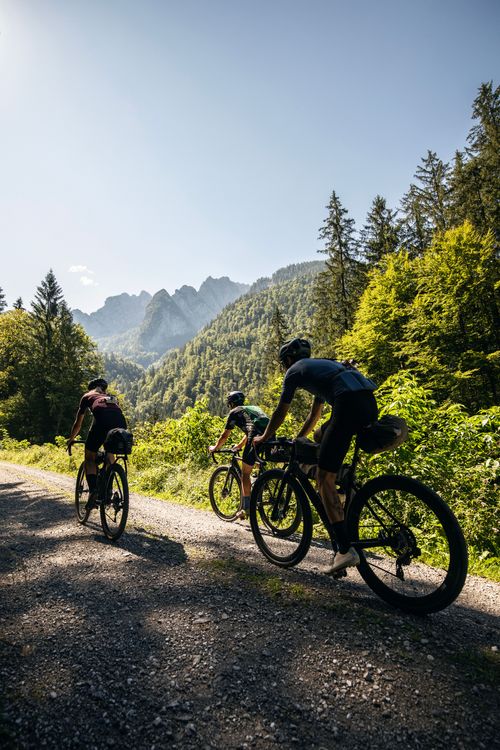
[253,402,290,445]
[67,412,85,447]
[296,397,323,438]
[234,435,247,451]
[209,429,232,452]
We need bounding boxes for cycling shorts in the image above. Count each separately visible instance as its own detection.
[318,390,378,473]
[241,430,274,467]
[85,412,127,453]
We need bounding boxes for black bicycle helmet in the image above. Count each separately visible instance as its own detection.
[88,377,108,391]
[278,338,311,364]
[227,390,245,407]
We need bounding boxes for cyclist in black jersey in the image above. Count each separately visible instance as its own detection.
[253,338,378,573]
[209,391,270,519]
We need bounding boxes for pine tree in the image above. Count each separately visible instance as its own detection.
[313,191,365,354]
[13,297,24,310]
[400,184,433,256]
[0,288,6,312]
[413,150,451,232]
[16,271,103,442]
[31,269,64,350]
[263,304,290,378]
[450,82,499,235]
[360,195,400,265]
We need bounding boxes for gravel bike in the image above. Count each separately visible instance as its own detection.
[250,438,468,614]
[71,440,129,541]
[208,446,299,534]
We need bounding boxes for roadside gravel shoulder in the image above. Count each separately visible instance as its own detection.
[1,462,499,750]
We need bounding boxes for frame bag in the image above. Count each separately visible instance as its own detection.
[357,416,408,455]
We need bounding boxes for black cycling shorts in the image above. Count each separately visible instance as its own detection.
[85,413,127,453]
[241,430,274,467]
[242,430,259,467]
[318,390,378,473]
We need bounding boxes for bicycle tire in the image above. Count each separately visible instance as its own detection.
[75,462,90,524]
[250,469,312,568]
[346,474,468,614]
[208,465,242,521]
[100,463,129,541]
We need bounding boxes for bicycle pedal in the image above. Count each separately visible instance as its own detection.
[331,569,348,579]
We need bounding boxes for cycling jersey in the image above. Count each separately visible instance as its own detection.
[78,390,123,419]
[279,359,376,406]
[78,390,127,452]
[224,405,270,436]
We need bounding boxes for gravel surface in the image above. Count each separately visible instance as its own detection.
[1,461,499,750]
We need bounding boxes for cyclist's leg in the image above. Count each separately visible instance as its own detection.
[319,392,378,572]
[84,422,104,500]
[239,438,258,516]
[85,421,112,505]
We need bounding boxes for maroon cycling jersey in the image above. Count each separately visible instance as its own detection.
[78,390,122,420]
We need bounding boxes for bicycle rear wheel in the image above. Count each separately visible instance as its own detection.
[250,469,312,567]
[75,462,90,524]
[100,463,129,541]
[209,466,241,521]
[347,474,468,614]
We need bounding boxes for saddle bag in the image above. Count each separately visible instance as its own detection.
[104,428,134,455]
[357,415,408,455]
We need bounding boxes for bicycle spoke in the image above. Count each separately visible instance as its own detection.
[350,476,467,612]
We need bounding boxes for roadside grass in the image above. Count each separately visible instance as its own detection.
[0,442,498,582]
[446,647,500,686]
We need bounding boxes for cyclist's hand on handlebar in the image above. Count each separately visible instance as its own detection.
[66,438,75,455]
[252,434,265,448]
[208,445,217,453]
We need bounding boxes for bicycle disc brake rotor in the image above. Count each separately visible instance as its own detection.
[384,526,421,580]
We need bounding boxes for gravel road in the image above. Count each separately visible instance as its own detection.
[1,461,499,750]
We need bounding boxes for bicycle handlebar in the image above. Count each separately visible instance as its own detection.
[67,439,86,456]
[210,448,241,464]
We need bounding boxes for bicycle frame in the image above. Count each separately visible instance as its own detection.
[265,439,416,555]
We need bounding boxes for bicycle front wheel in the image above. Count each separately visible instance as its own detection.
[75,462,90,524]
[250,469,312,567]
[347,475,468,614]
[100,463,129,541]
[209,466,241,520]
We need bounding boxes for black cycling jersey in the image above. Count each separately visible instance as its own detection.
[279,358,376,406]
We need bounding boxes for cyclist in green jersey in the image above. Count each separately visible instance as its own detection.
[209,391,270,519]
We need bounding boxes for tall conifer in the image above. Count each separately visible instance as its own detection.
[313,191,364,354]
[360,195,400,265]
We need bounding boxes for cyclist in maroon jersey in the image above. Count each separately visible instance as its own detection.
[67,378,127,509]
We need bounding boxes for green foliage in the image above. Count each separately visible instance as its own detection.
[403,223,499,409]
[340,222,499,411]
[103,352,145,406]
[0,272,102,442]
[357,371,499,573]
[339,249,416,381]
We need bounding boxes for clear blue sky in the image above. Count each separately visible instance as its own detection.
[1,0,498,312]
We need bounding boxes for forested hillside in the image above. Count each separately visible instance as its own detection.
[135,262,323,419]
